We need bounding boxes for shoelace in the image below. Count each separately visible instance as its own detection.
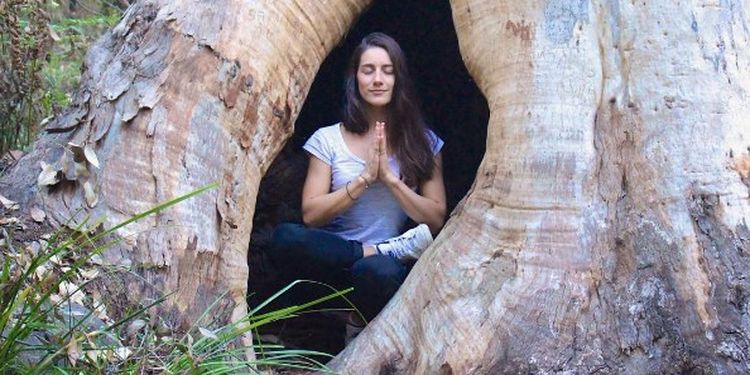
[383,235,414,257]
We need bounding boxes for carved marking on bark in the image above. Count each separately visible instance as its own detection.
[240,94,259,149]
[505,19,534,42]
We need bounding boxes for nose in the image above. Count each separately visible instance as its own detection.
[373,69,384,85]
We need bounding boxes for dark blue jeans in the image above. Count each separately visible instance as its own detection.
[270,223,408,321]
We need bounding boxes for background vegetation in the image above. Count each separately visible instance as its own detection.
[0,0,122,155]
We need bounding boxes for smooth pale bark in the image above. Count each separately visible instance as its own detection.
[2,0,749,373]
[1,0,370,330]
[330,0,750,373]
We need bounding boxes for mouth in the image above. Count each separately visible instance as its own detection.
[369,90,388,95]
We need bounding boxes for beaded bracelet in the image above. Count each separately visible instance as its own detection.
[357,175,370,189]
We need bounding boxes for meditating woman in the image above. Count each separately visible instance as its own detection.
[271,32,446,335]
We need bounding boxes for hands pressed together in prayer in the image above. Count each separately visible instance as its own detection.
[360,121,398,186]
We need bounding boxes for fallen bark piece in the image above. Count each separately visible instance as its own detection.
[0,194,19,210]
[30,207,46,222]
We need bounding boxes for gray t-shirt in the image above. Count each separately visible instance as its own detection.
[303,123,444,244]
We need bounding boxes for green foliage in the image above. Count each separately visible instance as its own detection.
[0,0,122,155]
[0,0,52,154]
[0,183,346,374]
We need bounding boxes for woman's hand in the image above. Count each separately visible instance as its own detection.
[376,121,398,185]
[362,129,380,184]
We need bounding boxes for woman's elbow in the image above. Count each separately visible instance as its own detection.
[301,211,318,227]
[428,207,446,234]
[301,208,326,228]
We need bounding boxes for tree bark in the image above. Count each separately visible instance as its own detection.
[329,0,750,373]
[1,0,370,330]
[2,0,749,373]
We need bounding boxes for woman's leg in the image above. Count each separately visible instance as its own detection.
[270,223,364,281]
[350,255,408,321]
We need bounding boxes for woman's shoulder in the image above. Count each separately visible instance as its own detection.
[311,122,343,136]
[424,127,444,154]
[304,122,343,153]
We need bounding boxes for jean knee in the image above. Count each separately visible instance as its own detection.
[272,223,305,248]
[269,223,307,263]
[352,255,407,290]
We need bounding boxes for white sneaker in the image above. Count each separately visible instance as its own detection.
[375,224,433,260]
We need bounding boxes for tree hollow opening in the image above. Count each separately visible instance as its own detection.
[248,0,489,354]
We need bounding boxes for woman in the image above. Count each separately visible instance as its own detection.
[271,32,446,334]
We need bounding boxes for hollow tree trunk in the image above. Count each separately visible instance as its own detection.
[1,0,370,331]
[2,0,749,373]
[330,1,750,373]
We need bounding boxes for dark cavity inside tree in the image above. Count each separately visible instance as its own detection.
[247,0,488,354]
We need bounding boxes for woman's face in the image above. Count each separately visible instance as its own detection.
[357,46,395,108]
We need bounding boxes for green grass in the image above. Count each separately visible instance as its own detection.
[0,183,348,374]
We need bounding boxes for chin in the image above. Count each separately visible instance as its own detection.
[366,98,392,107]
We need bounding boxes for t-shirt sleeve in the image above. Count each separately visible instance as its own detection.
[303,127,333,165]
[427,129,444,156]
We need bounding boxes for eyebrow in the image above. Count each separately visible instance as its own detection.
[360,64,394,70]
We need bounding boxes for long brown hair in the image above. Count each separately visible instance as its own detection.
[342,32,435,187]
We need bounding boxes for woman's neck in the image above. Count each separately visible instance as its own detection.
[365,106,388,131]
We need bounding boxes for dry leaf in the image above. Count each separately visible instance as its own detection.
[83,180,98,208]
[0,194,19,210]
[67,337,81,366]
[50,293,62,304]
[83,144,100,169]
[80,269,99,280]
[126,319,147,337]
[34,263,50,280]
[48,24,61,42]
[38,161,61,186]
[199,327,218,340]
[86,349,101,362]
[39,116,52,128]
[49,255,63,265]
[0,217,19,225]
[60,151,81,181]
[90,293,109,321]
[59,281,86,305]
[30,207,46,222]
[115,347,132,360]
[89,254,104,265]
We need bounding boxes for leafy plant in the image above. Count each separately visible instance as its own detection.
[162,281,350,374]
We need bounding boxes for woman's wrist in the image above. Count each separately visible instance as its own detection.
[382,172,400,188]
[346,174,371,201]
[358,174,373,187]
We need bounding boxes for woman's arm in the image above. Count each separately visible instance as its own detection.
[301,156,361,227]
[382,153,447,234]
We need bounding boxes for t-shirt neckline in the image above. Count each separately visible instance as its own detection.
[337,123,366,164]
